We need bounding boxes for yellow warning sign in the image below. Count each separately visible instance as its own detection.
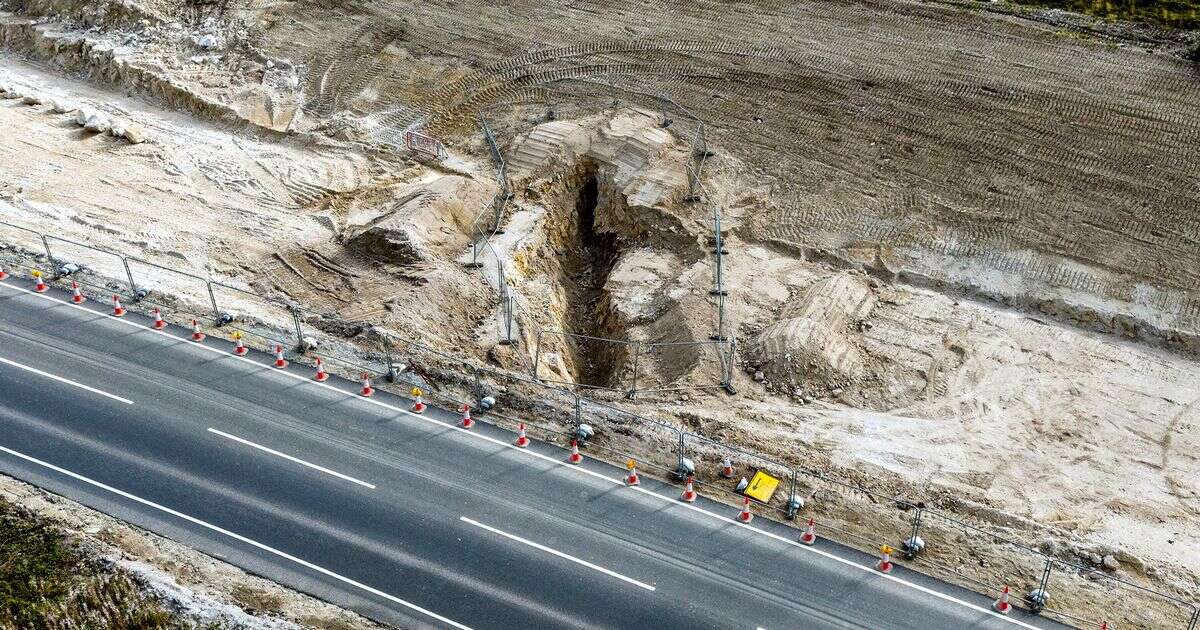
[744,470,781,503]
[411,387,423,397]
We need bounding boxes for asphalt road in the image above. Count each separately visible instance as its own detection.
[0,276,1070,630]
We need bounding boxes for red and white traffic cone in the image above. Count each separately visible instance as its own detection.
[34,272,47,293]
[876,545,895,574]
[801,518,820,542]
[994,585,1012,614]
[737,497,754,523]
[680,474,697,503]
[625,461,641,486]
[412,392,426,414]
[71,281,84,303]
[567,439,583,464]
[314,357,329,382]
[514,423,529,447]
[111,294,126,317]
[190,319,205,342]
[800,517,817,545]
[233,334,248,356]
[152,308,166,329]
[273,344,287,368]
[0,265,8,281]
[720,456,734,479]
[360,373,374,397]
[460,404,474,429]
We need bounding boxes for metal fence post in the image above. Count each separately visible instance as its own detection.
[676,431,685,473]
[39,234,54,272]
[1029,557,1053,612]
[500,295,515,346]
[205,281,220,321]
[572,394,582,436]
[628,342,641,399]
[904,506,924,560]
[473,366,482,406]
[121,256,140,300]
[381,330,395,379]
[290,307,305,349]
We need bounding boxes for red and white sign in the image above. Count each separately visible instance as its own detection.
[404,130,443,160]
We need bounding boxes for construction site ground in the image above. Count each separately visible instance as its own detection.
[1,0,1199,627]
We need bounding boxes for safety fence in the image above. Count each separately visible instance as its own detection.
[1,219,1197,629]
[458,86,734,394]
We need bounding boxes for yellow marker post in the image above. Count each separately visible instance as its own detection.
[744,469,781,503]
[411,386,423,398]
[626,459,637,471]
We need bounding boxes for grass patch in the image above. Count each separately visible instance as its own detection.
[0,497,181,628]
[1010,0,1200,29]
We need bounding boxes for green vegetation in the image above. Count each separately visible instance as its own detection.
[0,497,179,629]
[1012,0,1200,28]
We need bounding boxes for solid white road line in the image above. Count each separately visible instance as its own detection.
[207,428,376,490]
[0,444,472,630]
[460,516,656,592]
[0,355,134,405]
[3,281,1045,629]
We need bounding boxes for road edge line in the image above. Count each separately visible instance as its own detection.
[2,281,1044,629]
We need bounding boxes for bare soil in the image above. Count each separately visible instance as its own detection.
[1,0,1198,627]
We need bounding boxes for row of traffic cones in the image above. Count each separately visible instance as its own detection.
[0,266,1087,620]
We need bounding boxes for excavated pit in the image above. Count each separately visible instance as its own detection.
[561,167,625,388]
[528,161,635,389]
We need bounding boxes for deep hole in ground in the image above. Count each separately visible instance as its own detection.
[560,166,627,388]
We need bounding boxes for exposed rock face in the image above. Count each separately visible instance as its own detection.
[747,271,878,393]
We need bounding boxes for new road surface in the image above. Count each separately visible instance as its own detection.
[0,277,1071,629]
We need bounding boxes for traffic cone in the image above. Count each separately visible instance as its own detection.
[232,333,247,356]
[514,423,529,447]
[876,545,895,574]
[273,344,287,368]
[625,460,640,486]
[994,585,1012,614]
[360,373,374,397]
[567,439,583,464]
[314,357,329,382]
[152,307,166,329]
[680,474,697,503]
[411,390,426,414]
[71,281,84,303]
[800,517,817,545]
[460,404,474,429]
[0,265,8,281]
[33,271,47,293]
[111,294,125,317]
[190,319,205,342]
[737,497,754,523]
[720,456,734,478]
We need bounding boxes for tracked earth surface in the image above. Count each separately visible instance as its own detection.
[1,0,1199,628]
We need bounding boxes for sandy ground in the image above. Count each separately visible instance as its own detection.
[1,0,1199,627]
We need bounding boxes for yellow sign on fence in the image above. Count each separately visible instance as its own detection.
[744,470,781,503]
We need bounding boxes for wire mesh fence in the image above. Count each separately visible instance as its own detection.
[1,217,1197,628]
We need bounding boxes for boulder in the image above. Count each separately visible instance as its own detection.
[123,126,146,144]
[83,113,111,134]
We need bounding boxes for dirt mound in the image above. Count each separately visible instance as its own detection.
[746,272,877,396]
